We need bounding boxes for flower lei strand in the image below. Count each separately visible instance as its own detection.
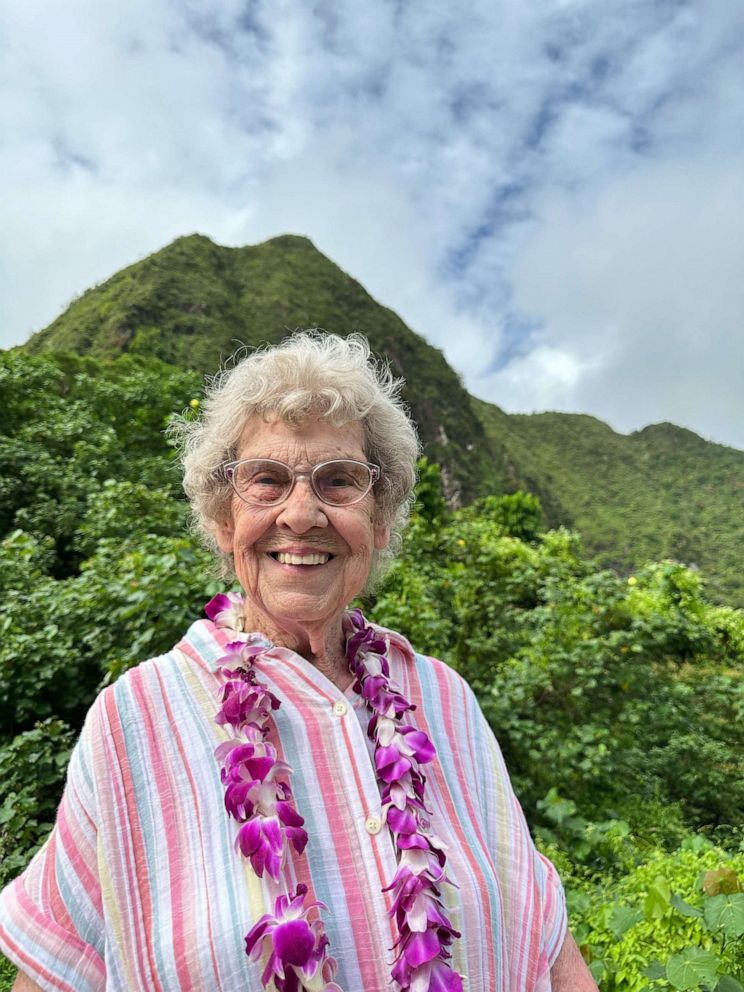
[207,592,463,992]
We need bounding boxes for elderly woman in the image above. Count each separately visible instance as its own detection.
[2,332,596,992]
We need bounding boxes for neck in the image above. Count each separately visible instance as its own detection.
[241,605,353,691]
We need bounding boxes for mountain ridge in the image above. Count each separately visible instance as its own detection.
[17,232,744,605]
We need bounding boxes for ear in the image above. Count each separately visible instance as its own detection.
[374,524,391,551]
[216,517,236,554]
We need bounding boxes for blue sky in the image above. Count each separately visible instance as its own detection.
[2,0,743,449]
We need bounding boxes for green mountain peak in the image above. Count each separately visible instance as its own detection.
[22,233,501,503]
[18,233,744,605]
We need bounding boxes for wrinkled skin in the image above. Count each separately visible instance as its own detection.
[217,416,390,688]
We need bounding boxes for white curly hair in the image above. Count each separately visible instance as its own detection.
[168,331,421,590]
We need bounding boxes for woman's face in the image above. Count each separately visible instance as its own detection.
[216,416,390,633]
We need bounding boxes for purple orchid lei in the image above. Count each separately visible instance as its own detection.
[206,592,463,992]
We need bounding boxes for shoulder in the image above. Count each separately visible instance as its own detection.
[105,618,221,700]
[373,620,471,679]
[78,620,220,753]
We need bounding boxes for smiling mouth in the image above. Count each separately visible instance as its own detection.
[270,551,333,566]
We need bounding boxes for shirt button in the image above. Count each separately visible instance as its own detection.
[365,815,382,835]
[333,700,348,716]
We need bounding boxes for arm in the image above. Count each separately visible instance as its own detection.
[0,699,106,991]
[12,972,44,992]
[457,681,596,988]
[550,930,598,991]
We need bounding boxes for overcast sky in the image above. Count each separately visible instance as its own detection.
[2,0,743,449]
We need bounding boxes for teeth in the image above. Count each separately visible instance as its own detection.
[275,552,330,565]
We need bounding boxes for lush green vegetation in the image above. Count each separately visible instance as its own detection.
[0,350,742,990]
[368,463,744,989]
[20,234,500,504]
[475,400,744,608]
[16,232,744,605]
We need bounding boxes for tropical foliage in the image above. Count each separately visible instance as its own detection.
[0,352,742,990]
[20,234,498,503]
[475,400,744,608]
[15,232,744,604]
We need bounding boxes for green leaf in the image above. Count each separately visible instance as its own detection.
[566,888,592,916]
[704,893,744,938]
[670,892,704,918]
[681,834,715,853]
[536,787,578,825]
[589,958,607,983]
[607,904,644,938]
[642,961,667,980]
[666,948,720,990]
[715,977,744,992]
[644,877,672,919]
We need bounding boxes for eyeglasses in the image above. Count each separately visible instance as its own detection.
[222,457,381,507]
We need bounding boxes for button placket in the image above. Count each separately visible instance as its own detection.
[326,688,393,860]
[330,695,386,844]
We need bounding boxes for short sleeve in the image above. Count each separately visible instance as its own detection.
[0,701,107,991]
[533,848,568,966]
[465,679,568,973]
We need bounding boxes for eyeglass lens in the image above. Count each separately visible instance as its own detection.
[230,459,374,506]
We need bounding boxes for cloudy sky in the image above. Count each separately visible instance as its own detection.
[2,0,743,449]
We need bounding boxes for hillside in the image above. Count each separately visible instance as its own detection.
[475,400,744,605]
[19,232,744,605]
[22,233,503,504]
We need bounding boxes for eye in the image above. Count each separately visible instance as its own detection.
[255,471,284,486]
[314,461,372,504]
[233,461,292,503]
[325,471,356,488]
[319,466,363,489]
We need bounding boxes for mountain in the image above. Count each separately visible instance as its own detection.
[22,234,503,504]
[474,401,744,606]
[19,233,744,605]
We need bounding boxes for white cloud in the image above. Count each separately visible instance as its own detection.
[0,0,743,449]
[489,156,744,447]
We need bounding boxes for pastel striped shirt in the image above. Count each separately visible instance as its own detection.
[0,618,566,990]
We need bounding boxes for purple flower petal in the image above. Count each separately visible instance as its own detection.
[401,728,437,764]
[387,806,418,835]
[376,745,413,782]
[205,592,245,630]
[272,919,315,967]
[403,928,441,967]
[277,800,305,828]
[428,960,465,992]
[285,824,309,854]
[396,832,429,851]
[244,754,277,780]
[205,593,234,620]
[236,816,284,879]
[244,915,272,957]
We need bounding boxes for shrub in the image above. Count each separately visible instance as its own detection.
[567,848,744,991]
[0,719,75,887]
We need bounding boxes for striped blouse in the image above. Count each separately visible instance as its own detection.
[0,618,566,991]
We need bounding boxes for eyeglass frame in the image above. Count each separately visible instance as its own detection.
[221,456,382,507]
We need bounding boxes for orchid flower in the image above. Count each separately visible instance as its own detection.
[246,886,342,992]
[205,591,246,632]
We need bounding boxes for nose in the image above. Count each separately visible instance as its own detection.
[275,477,329,532]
